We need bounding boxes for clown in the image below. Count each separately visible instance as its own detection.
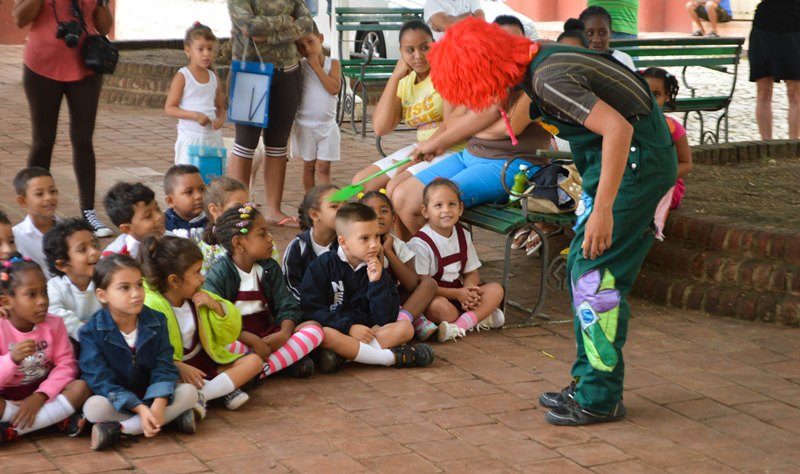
[426,18,676,425]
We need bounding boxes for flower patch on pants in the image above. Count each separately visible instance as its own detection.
[573,268,621,372]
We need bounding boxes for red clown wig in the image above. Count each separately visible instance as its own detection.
[429,17,536,111]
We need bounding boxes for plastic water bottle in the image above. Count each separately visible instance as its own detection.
[509,164,529,206]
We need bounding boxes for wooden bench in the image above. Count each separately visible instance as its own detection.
[610,37,744,144]
[460,151,577,325]
[335,7,423,136]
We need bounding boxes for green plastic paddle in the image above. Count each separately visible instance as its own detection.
[329,157,413,202]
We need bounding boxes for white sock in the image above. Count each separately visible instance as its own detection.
[368,338,384,349]
[200,373,235,401]
[1,398,19,422]
[120,415,143,435]
[353,342,395,366]
[16,394,75,435]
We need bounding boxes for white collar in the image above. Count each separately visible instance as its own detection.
[336,246,367,271]
[18,215,53,237]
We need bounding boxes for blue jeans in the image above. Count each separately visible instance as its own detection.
[414,148,541,207]
[611,32,638,40]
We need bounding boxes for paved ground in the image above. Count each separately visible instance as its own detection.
[0,46,799,473]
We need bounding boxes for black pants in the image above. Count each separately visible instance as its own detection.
[23,65,102,209]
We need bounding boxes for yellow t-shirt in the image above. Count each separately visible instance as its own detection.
[396,72,444,143]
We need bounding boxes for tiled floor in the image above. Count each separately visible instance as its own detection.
[0,46,798,473]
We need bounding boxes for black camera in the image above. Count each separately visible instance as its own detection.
[56,21,82,48]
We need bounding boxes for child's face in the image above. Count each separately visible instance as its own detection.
[296,33,324,58]
[96,267,145,318]
[167,173,206,221]
[17,176,58,220]
[124,200,165,241]
[237,214,274,261]
[58,230,100,284]
[338,219,381,264]
[312,190,341,234]
[363,196,394,236]
[422,186,463,233]
[173,260,204,300]
[206,189,250,223]
[185,38,214,69]
[0,223,16,260]
[399,28,432,76]
[1,269,48,328]
[583,16,611,53]
[645,77,668,108]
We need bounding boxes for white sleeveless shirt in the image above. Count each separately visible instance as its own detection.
[295,57,338,128]
[177,67,219,136]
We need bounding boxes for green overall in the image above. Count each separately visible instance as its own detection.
[526,45,677,413]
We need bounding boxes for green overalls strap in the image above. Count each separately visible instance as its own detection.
[525,44,678,413]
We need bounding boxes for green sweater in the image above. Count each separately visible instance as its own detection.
[587,0,639,35]
[203,254,303,326]
[144,285,243,366]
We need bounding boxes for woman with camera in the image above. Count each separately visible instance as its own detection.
[13,0,114,237]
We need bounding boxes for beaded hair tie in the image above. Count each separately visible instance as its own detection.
[236,203,257,234]
[0,256,31,282]
[357,188,387,200]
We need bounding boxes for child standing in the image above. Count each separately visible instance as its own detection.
[204,205,324,379]
[165,22,226,166]
[139,236,263,414]
[12,167,59,277]
[102,182,166,259]
[300,203,434,372]
[359,190,439,341]
[79,255,198,450]
[163,165,208,242]
[292,22,341,192]
[0,259,91,442]
[408,179,505,342]
[282,184,341,300]
[0,212,18,261]
[43,219,102,343]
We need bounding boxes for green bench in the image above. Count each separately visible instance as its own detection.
[459,151,577,325]
[335,7,423,136]
[610,37,744,144]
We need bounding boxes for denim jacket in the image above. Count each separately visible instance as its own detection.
[78,307,179,414]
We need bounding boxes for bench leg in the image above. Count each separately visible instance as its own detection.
[361,81,369,137]
[350,80,361,135]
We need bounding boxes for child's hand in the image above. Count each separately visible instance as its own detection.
[134,404,161,437]
[10,339,36,364]
[263,330,290,351]
[194,112,211,126]
[11,392,47,430]
[150,398,167,428]
[366,256,382,282]
[349,324,374,343]
[382,234,394,255]
[176,362,206,389]
[250,338,273,361]
[212,117,225,130]
[192,292,225,316]
[456,287,479,310]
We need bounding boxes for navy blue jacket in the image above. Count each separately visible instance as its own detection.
[164,208,207,242]
[78,307,179,414]
[300,247,399,334]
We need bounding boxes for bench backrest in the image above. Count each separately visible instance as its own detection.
[335,7,424,58]
[610,37,744,69]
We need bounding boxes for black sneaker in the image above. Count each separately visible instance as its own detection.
[318,349,345,374]
[90,422,122,450]
[282,356,315,378]
[82,208,113,238]
[0,422,18,444]
[58,413,88,437]
[544,398,626,426]
[169,409,196,434]
[391,343,435,368]
[538,381,577,409]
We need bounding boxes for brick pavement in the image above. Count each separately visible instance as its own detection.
[1,46,799,473]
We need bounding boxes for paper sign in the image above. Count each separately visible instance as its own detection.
[228,60,274,128]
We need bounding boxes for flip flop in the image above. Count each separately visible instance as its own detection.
[511,227,532,250]
[691,30,704,37]
[273,216,300,228]
[525,225,565,257]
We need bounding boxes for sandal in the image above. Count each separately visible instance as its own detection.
[511,227,532,250]
[691,30,704,37]
[525,224,565,257]
[273,216,300,228]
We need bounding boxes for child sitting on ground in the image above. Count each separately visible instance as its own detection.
[282,184,341,300]
[102,182,166,259]
[79,255,198,450]
[408,179,505,342]
[0,212,18,261]
[12,167,59,277]
[43,219,102,346]
[199,176,278,274]
[165,22,226,166]
[0,258,91,443]
[140,236,263,415]
[163,165,208,242]
[204,205,324,378]
[292,22,341,192]
[359,190,439,341]
[300,203,434,372]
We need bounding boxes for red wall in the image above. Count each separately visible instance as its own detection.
[0,1,116,45]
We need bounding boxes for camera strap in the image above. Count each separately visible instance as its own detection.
[51,0,88,32]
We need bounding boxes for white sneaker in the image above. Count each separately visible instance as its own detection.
[193,392,207,421]
[437,321,466,343]
[223,389,249,410]
[476,309,505,331]
[82,208,113,238]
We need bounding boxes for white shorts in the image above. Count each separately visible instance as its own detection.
[372,143,454,178]
[174,130,225,166]
[290,123,340,162]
